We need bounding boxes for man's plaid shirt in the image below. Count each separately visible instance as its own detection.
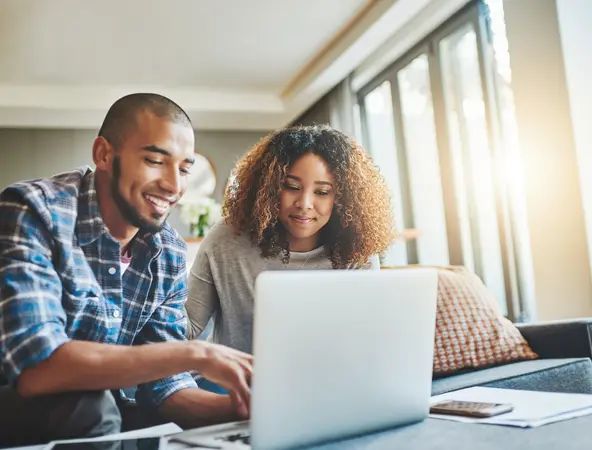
[0,167,197,407]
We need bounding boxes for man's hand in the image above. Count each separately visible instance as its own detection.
[192,341,253,418]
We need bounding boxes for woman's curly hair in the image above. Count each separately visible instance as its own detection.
[223,124,396,269]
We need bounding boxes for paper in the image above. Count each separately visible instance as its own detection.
[43,423,183,449]
[430,387,592,428]
[165,442,219,450]
[8,446,45,450]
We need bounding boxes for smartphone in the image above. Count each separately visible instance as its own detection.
[430,400,514,418]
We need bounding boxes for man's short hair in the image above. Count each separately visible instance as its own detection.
[98,93,193,148]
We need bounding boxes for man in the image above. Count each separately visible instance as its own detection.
[0,93,252,446]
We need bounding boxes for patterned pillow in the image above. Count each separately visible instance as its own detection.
[432,266,538,376]
[381,265,539,376]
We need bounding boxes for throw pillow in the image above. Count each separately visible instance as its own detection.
[432,266,538,376]
[380,265,539,376]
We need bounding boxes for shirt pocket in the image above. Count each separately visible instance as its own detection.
[62,282,110,340]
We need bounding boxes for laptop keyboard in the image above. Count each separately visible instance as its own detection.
[216,432,251,446]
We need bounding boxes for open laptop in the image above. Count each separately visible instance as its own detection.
[172,268,438,449]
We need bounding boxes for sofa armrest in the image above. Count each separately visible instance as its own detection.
[516,319,592,359]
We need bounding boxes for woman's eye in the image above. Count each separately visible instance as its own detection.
[180,167,192,175]
[283,183,299,191]
[316,190,330,196]
[145,158,163,165]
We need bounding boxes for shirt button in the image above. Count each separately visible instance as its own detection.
[113,310,120,318]
[108,267,117,275]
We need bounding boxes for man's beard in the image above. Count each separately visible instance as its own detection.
[111,157,169,234]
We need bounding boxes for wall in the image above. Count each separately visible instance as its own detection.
[503,0,592,319]
[292,78,357,138]
[292,90,332,127]
[0,128,268,238]
[556,0,592,286]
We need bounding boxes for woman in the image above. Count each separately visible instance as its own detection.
[186,125,395,353]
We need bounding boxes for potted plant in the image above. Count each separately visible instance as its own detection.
[180,197,222,238]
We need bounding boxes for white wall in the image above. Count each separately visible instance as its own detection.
[556,0,592,287]
[0,128,267,237]
[503,0,592,319]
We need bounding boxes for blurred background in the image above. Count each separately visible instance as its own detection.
[0,0,590,324]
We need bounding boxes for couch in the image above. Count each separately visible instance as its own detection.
[431,318,592,395]
[181,318,592,397]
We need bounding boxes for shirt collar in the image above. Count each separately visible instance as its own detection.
[75,169,163,258]
[134,229,163,261]
[76,169,109,246]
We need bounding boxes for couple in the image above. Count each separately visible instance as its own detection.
[0,93,395,446]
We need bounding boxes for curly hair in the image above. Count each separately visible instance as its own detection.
[223,124,396,269]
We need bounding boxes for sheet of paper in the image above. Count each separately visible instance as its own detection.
[8,446,45,450]
[43,423,183,448]
[430,387,592,428]
[166,441,221,450]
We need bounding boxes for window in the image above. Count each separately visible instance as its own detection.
[362,82,408,266]
[439,23,507,312]
[358,1,530,318]
[398,54,449,265]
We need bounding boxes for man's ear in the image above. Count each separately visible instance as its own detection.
[92,137,114,171]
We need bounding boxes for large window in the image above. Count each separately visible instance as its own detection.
[439,23,507,310]
[363,82,408,266]
[358,1,530,319]
[398,54,449,266]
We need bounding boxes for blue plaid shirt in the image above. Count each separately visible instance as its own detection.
[0,167,197,407]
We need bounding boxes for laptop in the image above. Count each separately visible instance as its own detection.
[172,268,438,449]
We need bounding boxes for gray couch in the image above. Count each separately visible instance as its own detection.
[192,319,592,397]
[432,318,592,395]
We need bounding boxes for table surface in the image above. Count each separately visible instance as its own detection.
[303,415,592,450]
[12,415,592,450]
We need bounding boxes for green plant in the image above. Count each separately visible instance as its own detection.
[180,198,222,237]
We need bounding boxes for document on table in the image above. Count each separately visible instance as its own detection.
[430,387,592,428]
[41,423,183,449]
